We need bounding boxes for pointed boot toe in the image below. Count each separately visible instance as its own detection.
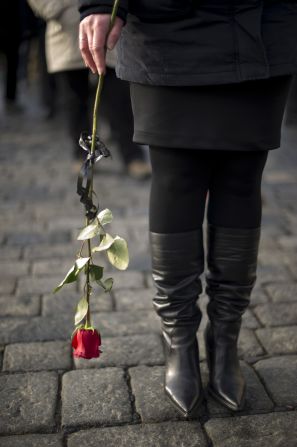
[208,377,246,412]
[164,333,204,417]
[165,362,203,416]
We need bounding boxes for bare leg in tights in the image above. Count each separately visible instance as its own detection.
[148,144,269,414]
[148,145,268,232]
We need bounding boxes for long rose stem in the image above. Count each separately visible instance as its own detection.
[85,0,120,328]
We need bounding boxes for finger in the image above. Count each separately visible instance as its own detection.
[91,26,108,75]
[79,25,97,73]
[106,17,123,50]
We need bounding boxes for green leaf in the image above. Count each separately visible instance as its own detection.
[53,257,90,293]
[102,277,114,292]
[92,233,114,252]
[89,264,104,282]
[74,296,89,326]
[53,265,77,293]
[107,236,129,270]
[97,208,113,226]
[77,222,101,240]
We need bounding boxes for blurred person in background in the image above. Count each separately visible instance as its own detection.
[27,0,90,166]
[0,0,24,113]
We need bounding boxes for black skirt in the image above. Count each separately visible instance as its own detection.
[129,75,293,151]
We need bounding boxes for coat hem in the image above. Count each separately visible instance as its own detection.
[132,130,280,151]
[116,63,297,87]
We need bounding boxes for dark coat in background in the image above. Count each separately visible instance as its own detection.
[78,0,297,86]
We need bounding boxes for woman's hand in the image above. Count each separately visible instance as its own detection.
[79,14,124,75]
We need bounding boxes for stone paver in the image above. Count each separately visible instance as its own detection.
[264,282,297,302]
[0,371,58,434]
[3,341,72,372]
[254,355,297,408]
[129,365,187,422]
[92,310,161,336]
[0,295,40,317]
[42,290,113,315]
[0,434,63,447]
[254,302,297,326]
[205,411,297,447]
[62,368,133,428]
[74,334,164,369]
[0,315,73,344]
[67,421,208,447]
[113,288,154,310]
[256,326,297,355]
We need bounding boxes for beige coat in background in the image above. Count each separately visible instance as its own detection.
[27,0,85,73]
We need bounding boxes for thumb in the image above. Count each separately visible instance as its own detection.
[106,17,123,50]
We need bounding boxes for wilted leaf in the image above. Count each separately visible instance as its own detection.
[97,208,113,226]
[89,264,104,282]
[74,296,89,325]
[107,236,129,270]
[101,277,114,292]
[92,233,114,252]
[77,222,101,240]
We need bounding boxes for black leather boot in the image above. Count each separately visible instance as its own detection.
[149,229,205,418]
[204,223,261,412]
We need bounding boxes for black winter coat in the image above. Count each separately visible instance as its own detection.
[78,0,297,86]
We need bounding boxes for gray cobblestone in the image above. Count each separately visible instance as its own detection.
[205,411,297,447]
[0,261,30,277]
[0,278,16,295]
[257,264,292,284]
[0,315,73,344]
[0,434,63,447]
[5,230,70,246]
[254,302,297,326]
[0,246,22,260]
[67,421,208,447]
[23,243,77,260]
[0,371,58,434]
[256,326,297,355]
[42,291,113,315]
[74,333,164,369]
[0,295,40,317]
[16,276,72,296]
[129,365,189,422]
[32,259,78,276]
[3,341,72,372]
[92,311,161,336]
[254,355,297,408]
[62,368,132,428]
[264,282,297,302]
[114,288,154,310]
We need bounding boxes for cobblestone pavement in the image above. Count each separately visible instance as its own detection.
[0,87,297,446]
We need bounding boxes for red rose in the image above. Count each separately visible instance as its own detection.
[71,328,102,359]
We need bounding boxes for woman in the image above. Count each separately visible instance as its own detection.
[78,0,296,417]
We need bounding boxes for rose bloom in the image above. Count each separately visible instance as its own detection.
[72,328,102,359]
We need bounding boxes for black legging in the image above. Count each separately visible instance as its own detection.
[149,145,268,233]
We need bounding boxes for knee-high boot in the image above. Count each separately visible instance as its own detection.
[204,223,261,411]
[149,229,205,417]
